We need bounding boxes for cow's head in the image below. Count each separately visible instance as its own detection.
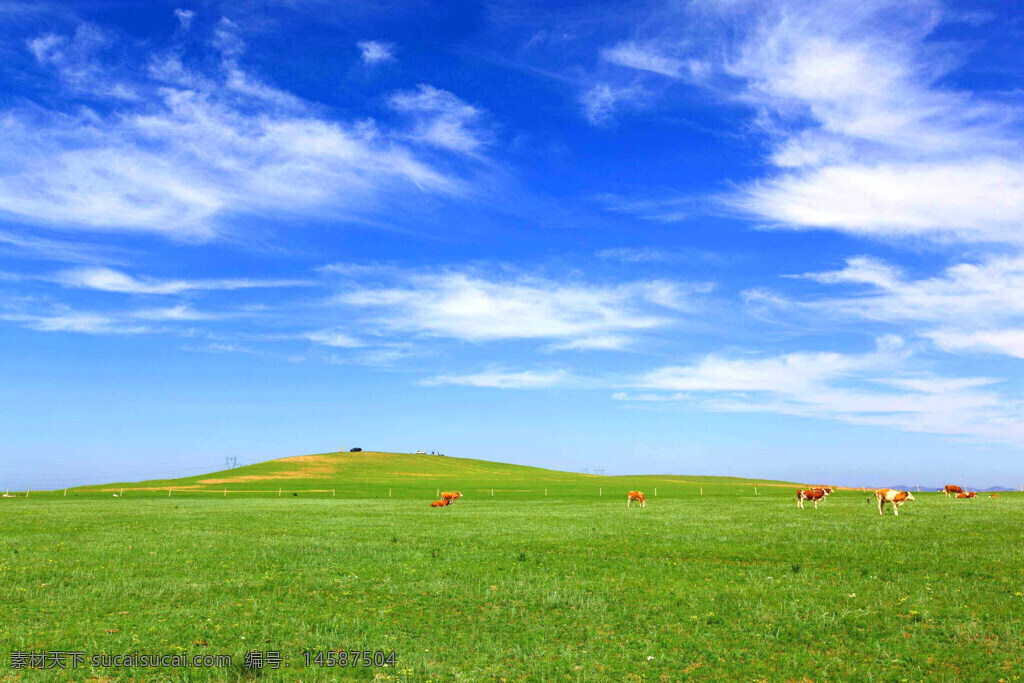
[904,492,916,501]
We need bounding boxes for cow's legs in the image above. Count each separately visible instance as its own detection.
[797,497,803,509]
[893,502,900,516]
[877,496,885,515]
[813,498,818,509]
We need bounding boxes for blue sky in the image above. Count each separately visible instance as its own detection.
[2,0,1024,489]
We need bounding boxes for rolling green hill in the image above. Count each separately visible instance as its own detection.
[65,450,805,499]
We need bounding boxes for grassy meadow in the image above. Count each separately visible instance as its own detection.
[2,452,1022,681]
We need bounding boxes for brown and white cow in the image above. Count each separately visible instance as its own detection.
[430,499,450,508]
[955,491,977,499]
[875,488,915,515]
[942,485,963,497]
[440,491,463,504]
[990,493,999,499]
[796,488,826,509]
[627,491,646,508]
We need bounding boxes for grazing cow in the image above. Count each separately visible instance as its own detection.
[627,491,646,508]
[942,485,963,497]
[796,488,826,509]
[430,499,450,507]
[875,489,915,515]
[440,491,463,504]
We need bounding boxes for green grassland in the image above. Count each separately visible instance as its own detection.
[2,452,1022,681]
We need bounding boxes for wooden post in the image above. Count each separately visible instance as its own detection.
[754,486,758,496]
[700,487,703,496]
[26,488,30,498]
[389,489,392,498]
[168,488,171,497]
[120,488,123,497]
[64,488,67,497]
[599,487,602,497]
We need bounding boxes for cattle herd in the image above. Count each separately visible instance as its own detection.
[427,484,997,515]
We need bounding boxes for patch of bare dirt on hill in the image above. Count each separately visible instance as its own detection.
[197,454,346,484]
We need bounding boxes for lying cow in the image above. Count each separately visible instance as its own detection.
[954,491,977,499]
[627,491,646,508]
[875,488,915,515]
[440,491,463,504]
[941,485,963,497]
[990,493,999,499]
[430,499,450,508]
[796,488,826,509]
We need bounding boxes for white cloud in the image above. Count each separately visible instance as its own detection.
[0,310,153,335]
[357,40,394,64]
[769,255,1024,360]
[303,329,362,348]
[738,160,1024,243]
[52,267,312,294]
[424,368,571,389]
[579,83,646,126]
[388,84,489,155]
[549,335,632,351]
[927,329,1024,360]
[630,337,1024,444]
[336,270,703,345]
[174,9,195,30]
[601,42,708,80]
[597,0,1024,246]
[0,20,469,240]
[721,1,1024,244]
[638,336,904,393]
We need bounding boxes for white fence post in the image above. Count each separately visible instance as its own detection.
[64,488,67,497]
[700,487,703,496]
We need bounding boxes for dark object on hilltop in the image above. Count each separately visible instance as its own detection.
[350,447,362,452]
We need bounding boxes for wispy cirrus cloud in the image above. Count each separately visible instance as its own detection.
[333,267,709,346]
[388,84,491,155]
[357,40,395,64]
[592,0,1024,246]
[0,17,481,241]
[751,255,1024,361]
[51,267,313,295]
[424,368,572,389]
[625,336,1024,444]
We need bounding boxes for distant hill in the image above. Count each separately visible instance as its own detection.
[68,451,805,499]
